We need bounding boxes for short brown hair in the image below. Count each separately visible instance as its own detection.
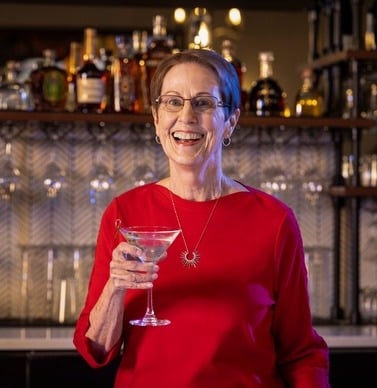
[150,49,240,119]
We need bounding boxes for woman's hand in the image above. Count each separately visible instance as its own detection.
[110,242,159,290]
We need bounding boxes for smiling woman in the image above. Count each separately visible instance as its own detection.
[74,48,330,387]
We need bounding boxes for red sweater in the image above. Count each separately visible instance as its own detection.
[74,183,330,387]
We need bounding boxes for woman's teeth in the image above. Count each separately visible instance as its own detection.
[172,131,203,141]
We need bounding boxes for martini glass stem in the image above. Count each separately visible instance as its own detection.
[145,288,156,320]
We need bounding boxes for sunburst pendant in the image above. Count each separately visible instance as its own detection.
[181,250,200,268]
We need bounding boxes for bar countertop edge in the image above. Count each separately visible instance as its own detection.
[0,325,376,351]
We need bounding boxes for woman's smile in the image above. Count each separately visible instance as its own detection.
[172,130,204,145]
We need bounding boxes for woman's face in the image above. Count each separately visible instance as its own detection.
[152,62,236,172]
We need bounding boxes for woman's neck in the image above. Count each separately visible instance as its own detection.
[159,172,223,202]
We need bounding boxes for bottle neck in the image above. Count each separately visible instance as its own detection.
[152,16,167,39]
[4,62,19,82]
[5,70,18,82]
[259,60,273,79]
[83,29,97,62]
[132,30,141,55]
[139,30,148,55]
[221,41,233,62]
[302,75,313,91]
[365,11,377,50]
[68,42,82,74]
[43,50,56,67]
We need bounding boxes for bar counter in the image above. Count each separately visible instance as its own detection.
[0,325,376,350]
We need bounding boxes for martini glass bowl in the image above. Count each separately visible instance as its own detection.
[119,226,180,326]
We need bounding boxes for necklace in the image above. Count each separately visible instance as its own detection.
[169,190,221,268]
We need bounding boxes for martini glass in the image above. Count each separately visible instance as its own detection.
[119,226,180,326]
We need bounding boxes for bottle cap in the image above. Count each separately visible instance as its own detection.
[259,52,274,62]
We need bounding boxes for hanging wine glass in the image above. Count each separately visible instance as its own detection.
[43,146,65,198]
[260,132,293,198]
[43,161,65,198]
[260,166,290,195]
[41,124,68,198]
[0,141,21,201]
[299,131,328,207]
[260,127,295,200]
[89,127,114,205]
[90,163,114,192]
[133,128,157,187]
[301,166,325,205]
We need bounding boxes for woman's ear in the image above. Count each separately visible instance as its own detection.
[230,108,240,127]
[227,108,240,137]
[152,107,159,125]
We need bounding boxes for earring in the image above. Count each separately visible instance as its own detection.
[155,135,161,144]
[222,137,231,147]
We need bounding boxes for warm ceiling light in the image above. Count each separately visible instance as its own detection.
[198,21,210,48]
[174,8,186,24]
[228,8,242,26]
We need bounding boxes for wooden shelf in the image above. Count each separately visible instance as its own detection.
[238,115,377,129]
[310,50,377,69]
[0,111,376,130]
[0,111,154,125]
[329,186,377,197]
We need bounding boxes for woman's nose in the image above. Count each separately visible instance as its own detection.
[178,100,197,121]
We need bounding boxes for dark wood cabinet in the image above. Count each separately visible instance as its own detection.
[0,350,119,388]
[1,348,376,388]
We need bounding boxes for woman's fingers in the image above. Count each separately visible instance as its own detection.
[110,243,159,289]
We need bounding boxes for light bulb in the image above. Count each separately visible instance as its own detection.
[174,8,186,24]
[228,8,242,27]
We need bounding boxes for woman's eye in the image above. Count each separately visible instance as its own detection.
[168,98,183,106]
[195,98,210,108]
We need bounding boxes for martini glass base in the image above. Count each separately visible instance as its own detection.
[129,317,171,326]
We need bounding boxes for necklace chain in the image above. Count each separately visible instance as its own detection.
[169,190,220,268]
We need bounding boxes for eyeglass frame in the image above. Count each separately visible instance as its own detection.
[155,94,230,114]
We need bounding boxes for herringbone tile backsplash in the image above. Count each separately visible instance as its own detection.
[0,123,374,325]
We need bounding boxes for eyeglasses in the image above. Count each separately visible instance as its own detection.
[155,95,230,113]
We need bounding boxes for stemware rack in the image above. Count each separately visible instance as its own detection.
[0,110,376,326]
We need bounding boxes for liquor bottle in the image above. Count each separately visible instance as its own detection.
[29,49,67,112]
[341,77,354,119]
[340,0,353,50]
[99,47,114,112]
[307,0,320,61]
[136,30,150,113]
[248,52,286,117]
[320,0,333,54]
[113,34,138,113]
[351,0,364,49]
[220,39,247,110]
[65,41,82,112]
[0,60,33,111]
[145,15,173,109]
[365,0,377,51]
[295,67,324,117]
[332,0,341,52]
[76,28,107,113]
[187,7,212,49]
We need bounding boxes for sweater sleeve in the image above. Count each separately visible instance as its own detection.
[73,198,125,368]
[272,209,330,387]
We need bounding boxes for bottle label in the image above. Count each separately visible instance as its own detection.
[77,78,105,104]
[43,70,66,104]
[119,75,136,111]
